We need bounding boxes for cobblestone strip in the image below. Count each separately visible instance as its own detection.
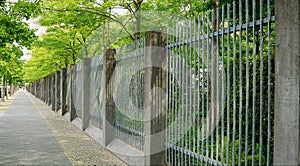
[27,93,127,166]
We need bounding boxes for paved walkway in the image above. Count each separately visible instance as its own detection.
[0,91,126,165]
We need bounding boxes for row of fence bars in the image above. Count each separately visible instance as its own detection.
[27,31,167,165]
[26,0,300,165]
[165,0,274,165]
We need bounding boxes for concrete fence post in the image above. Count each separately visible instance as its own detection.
[56,71,61,111]
[41,78,43,100]
[62,68,68,115]
[103,49,116,146]
[46,76,48,103]
[46,76,49,103]
[34,81,36,97]
[44,77,47,102]
[42,78,44,100]
[36,80,38,98]
[36,79,41,99]
[274,0,300,165]
[51,73,56,110]
[44,77,46,102]
[38,79,41,99]
[144,30,167,166]
[70,64,77,121]
[82,58,91,130]
[40,79,41,99]
[48,75,51,105]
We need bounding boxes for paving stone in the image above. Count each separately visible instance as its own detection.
[0,91,126,165]
[0,91,72,165]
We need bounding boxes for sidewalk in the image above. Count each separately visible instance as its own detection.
[0,91,126,165]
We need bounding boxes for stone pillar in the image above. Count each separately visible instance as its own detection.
[144,30,167,166]
[49,75,52,106]
[274,0,300,165]
[34,82,37,97]
[70,64,77,121]
[103,49,116,146]
[44,77,47,102]
[62,68,68,115]
[82,58,91,130]
[56,71,61,111]
[51,73,56,110]
[46,77,48,102]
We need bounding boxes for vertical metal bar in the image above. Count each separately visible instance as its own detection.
[259,0,264,165]
[167,26,176,165]
[251,0,257,164]
[221,5,225,163]
[133,58,136,149]
[216,7,220,162]
[266,0,271,165]
[173,25,181,165]
[192,17,197,166]
[238,0,243,164]
[174,24,179,166]
[232,2,237,165]
[245,0,250,165]
[185,20,189,165]
[175,25,179,166]
[180,25,184,165]
[182,24,186,165]
[201,13,205,162]
[169,32,172,165]
[206,11,210,161]
[189,19,193,165]
[211,8,215,160]
[226,3,231,164]
[165,28,170,163]
[197,15,201,165]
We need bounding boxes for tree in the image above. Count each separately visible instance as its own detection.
[0,0,38,101]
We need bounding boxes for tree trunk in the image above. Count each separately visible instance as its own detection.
[134,0,143,41]
[5,76,8,100]
[10,83,13,96]
[1,76,4,102]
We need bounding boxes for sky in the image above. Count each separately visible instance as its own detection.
[20,17,47,61]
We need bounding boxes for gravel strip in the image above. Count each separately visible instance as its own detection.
[28,93,127,166]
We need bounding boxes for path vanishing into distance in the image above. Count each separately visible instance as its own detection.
[0,90,125,165]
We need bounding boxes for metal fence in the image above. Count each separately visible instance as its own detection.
[90,55,104,129]
[114,39,145,151]
[165,0,275,165]
[27,0,278,165]
[66,67,71,112]
[75,62,83,118]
